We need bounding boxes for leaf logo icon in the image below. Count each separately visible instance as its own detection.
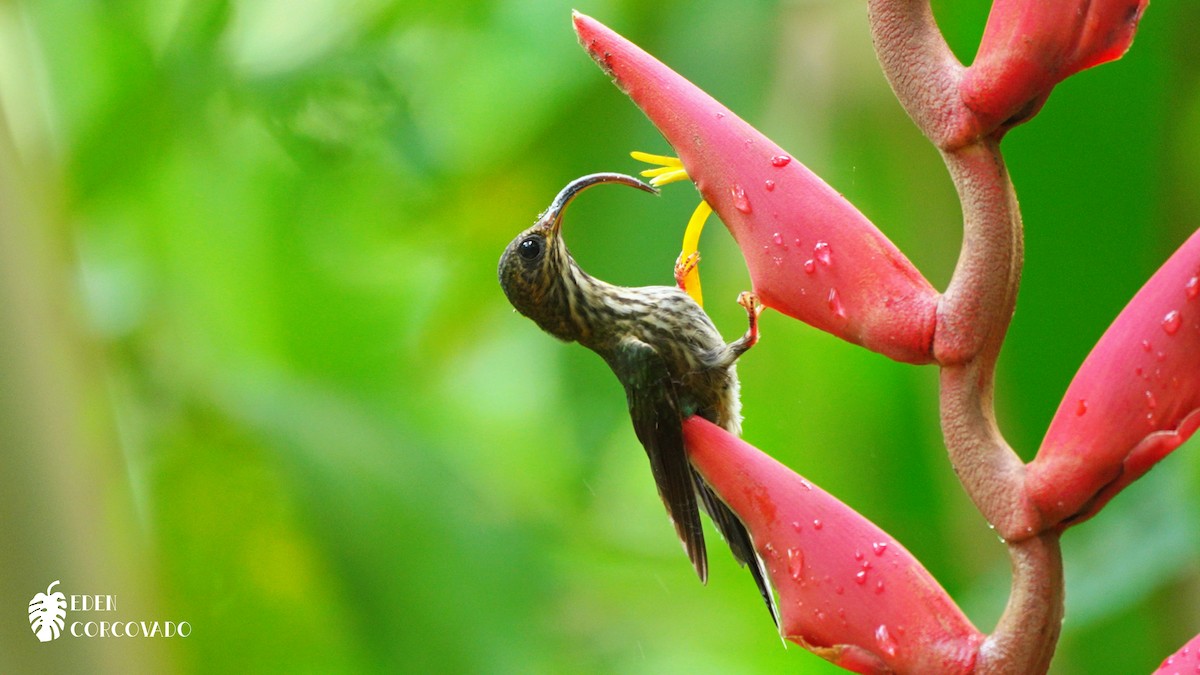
[29,580,67,642]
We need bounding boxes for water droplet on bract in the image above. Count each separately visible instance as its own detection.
[854,570,867,585]
[764,179,776,192]
[1075,399,1088,416]
[1146,412,1155,425]
[815,610,827,622]
[1145,390,1157,409]
[1141,339,1153,352]
[875,580,885,594]
[827,288,846,318]
[771,154,792,167]
[1163,310,1182,335]
[872,542,888,556]
[875,625,898,657]
[715,111,725,119]
[731,184,752,213]
[854,550,864,561]
[1135,366,1144,377]
[803,259,816,274]
[772,232,784,246]
[1186,276,1199,300]
[787,548,804,581]
[814,240,832,266]
[794,238,802,247]
[812,519,823,530]
[800,478,813,490]
[792,521,803,532]
[1157,351,1167,362]
[835,585,844,595]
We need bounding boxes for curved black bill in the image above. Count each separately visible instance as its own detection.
[545,172,659,235]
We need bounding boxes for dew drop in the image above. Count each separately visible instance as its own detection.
[815,610,827,622]
[827,288,846,318]
[835,585,844,595]
[803,259,816,274]
[854,570,867,585]
[812,519,823,530]
[770,154,792,167]
[772,232,784,246]
[715,111,725,119]
[875,625,898,658]
[792,521,803,533]
[1141,339,1153,352]
[731,184,752,214]
[1135,366,1144,377]
[875,580,885,594]
[1145,390,1157,410]
[872,542,889,556]
[1187,276,1200,300]
[787,548,805,581]
[813,240,832,266]
[1163,310,1182,335]
[1075,399,1088,416]
[800,479,814,491]
[764,179,776,192]
[854,550,864,561]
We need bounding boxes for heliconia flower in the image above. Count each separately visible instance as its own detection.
[960,0,1149,134]
[1154,632,1200,674]
[683,417,983,674]
[1027,229,1200,529]
[575,12,940,365]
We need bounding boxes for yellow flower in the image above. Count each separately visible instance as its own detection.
[631,151,712,307]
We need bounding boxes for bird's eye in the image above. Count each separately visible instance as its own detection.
[517,237,543,261]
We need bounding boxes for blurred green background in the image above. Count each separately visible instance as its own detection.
[1,0,1197,673]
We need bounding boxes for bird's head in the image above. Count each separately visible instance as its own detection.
[498,172,657,338]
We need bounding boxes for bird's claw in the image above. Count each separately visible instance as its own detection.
[675,251,701,292]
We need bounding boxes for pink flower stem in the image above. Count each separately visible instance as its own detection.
[868,1,1063,672]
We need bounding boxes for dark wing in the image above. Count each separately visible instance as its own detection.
[609,337,708,583]
[694,474,779,626]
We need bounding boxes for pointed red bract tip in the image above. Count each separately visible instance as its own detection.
[683,417,982,673]
[573,12,939,364]
[961,0,1148,133]
[1029,228,1200,529]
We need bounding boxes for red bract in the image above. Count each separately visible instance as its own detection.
[961,0,1148,134]
[1028,229,1200,529]
[573,12,939,365]
[1154,632,1200,674]
[683,417,983,674]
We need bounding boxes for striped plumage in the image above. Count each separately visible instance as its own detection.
[498,173,776,624]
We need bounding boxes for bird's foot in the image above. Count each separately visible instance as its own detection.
[674,251,701,293]
[731,292,763,356]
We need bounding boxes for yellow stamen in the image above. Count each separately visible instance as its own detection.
[632,151,691,187]
[677,200,712,307]
[630,151,682,167]
[646,168,690,187]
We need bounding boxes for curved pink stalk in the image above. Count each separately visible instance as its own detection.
[1154,632,1200,674]
[1028,229,1200,529]
[574,12,939,365]
[961,0,1148,134]
[683,417,983,674]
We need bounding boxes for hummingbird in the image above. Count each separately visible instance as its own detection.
[497,172,776,623]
